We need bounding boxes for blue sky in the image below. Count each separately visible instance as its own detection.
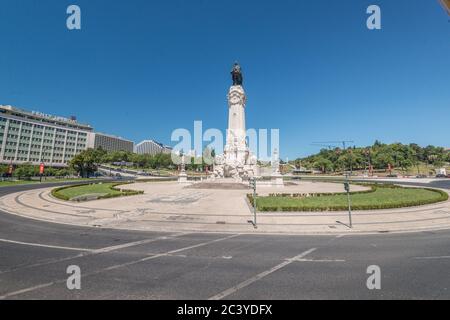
[0,0,449,159]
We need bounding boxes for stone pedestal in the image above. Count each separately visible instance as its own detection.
[178,155,190,185]
[271,149,284,187]
[178,171,189,184]
[271,172,284,188]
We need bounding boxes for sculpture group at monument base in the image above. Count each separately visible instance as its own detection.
[211,84,259,181]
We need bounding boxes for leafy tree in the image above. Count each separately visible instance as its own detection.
[69,148,106,178]
[0,164,8,176]
[13,163,37,180]
[313,157,333,173]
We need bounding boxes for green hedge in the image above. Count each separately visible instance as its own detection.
[267,187,377,198]
[52,184,87,201]
[99,183,144,200]
[247,185,449,212]
[135,178,177,183]
[51,182,144,202]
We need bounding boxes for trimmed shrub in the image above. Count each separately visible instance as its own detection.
[52,182,144,202]
[248,185,449,212]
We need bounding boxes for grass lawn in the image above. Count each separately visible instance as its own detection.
[254,186,448,212]
[53,182,143,201]
[54,183,122,200]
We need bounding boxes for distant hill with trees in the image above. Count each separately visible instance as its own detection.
[295,141,450,175]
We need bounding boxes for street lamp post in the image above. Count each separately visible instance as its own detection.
[249,178,257,229]
[344,178,353,229]
[311,140,355,229]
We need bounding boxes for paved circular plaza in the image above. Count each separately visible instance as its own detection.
[0,181,449,235]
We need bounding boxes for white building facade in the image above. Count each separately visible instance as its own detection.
[0,105,92,167]
[134,140,172,156]
[87,133,134,153]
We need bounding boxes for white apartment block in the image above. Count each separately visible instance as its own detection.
[134,140,173,156]
[0,105,92,167]
[87,132,134,153]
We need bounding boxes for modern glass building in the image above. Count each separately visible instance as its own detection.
[0,105,92,167]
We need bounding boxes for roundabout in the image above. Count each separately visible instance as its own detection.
[1,180,449,235]
[1,180,450,300]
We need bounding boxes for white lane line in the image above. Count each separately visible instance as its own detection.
[0,238,95,252]
[0,234,240,299]
[414,256,450,260]
[208,248,317,301]
[0,283,55,300]
[99,234,241,273]
[91,234,189,254]
[290,259,346,263]
[0,233,187,275]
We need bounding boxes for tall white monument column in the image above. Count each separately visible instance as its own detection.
[213,63,258,181]
[224,85,248,165]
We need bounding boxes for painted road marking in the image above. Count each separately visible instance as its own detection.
[0,238,95,252]
[289,258,346,263]
[97,234,240,273]
[0,234,240,299]
[0,233,187,275]
[208,248,317,301]
[414,256,450,260]
[90,234,189,254]
[0,282,55,300]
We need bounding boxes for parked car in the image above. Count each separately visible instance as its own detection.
[436,174,447,178]
[416,174,428,179]
[386,174,398,178]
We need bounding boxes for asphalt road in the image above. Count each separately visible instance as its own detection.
[1,180,450,300]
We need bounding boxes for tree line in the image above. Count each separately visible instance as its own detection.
[0,164,74,180]
[68,149,178,177]
[4,142,448,179]
[296,141,449,174]
[1,148,213,180]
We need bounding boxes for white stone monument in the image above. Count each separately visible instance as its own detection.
[213,63,258,182]
[271,149,284,187]
[178,154,189,185]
